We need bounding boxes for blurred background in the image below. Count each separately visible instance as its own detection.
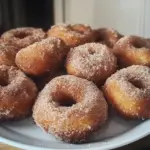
[1,0,150,37]
[0,0,54,34]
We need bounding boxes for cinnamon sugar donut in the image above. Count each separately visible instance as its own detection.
[104,65,150,119]
[47,24,94,48]
[1,27,45,49]
[94,28,122,48]
[146,38,150,46]
[15,37,68,76]
[33,75,108,143]
[0,43,18,66]
[113,36,150,67]
[0,65,37,121]
[66,43,117,86]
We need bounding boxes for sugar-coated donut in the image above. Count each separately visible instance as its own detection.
[104,65,150,119]
[146,38,150,46]
[113,36,150,67]
[0,43,18,66]
[66,43,117,86]
[0,65,37,121]
[94,28,122,48]
[47,24,94,48]
[33,75,108,143]
[1,27,45,49]
[15,37,68,76]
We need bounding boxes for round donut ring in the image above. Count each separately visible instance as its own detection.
[94,28,123,48]
[47,24,94,48]
[15,37,68,76]
[104,65,150,119]
[0,65,37,121]
[1,27,45,49]
[113,36,150,67]
[66,43,117,86]
[33,75,108,143]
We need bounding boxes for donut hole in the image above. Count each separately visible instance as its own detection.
[88,48,95,55]
[129,79,144,89]
[0,79,8,86]
[14,32,30,39]
[53,92,76,107]
[0,75,9,86]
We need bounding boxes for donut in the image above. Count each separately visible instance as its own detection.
[66,43,117,86]
[104,65,150,119]
[0,43,18,66]
[33,75,108,143]
[1,27,45,49]
[113,36,150,67]
[94,28,122,48]
[15,37,68,76]
[0,65,37,121]
[47,24,94,48]
[146,38,150,47]
[0,38,5,43]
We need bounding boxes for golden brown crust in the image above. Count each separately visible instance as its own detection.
[47,24,94,48]
[0,65,37,121]
[104,65,150,119]
[93,28,122,48]
[66,43,117,86]
[1,27,45,49]
[0,43,19,66]
[15,37,68,76]
[33,75,108,143]
[113,36,150,68]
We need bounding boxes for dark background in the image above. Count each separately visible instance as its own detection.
[0,0,54,34]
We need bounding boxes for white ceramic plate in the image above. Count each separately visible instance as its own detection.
[0,111,150,150]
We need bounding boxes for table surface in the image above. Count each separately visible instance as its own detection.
[1,136,150,150]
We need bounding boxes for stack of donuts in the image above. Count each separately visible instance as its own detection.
[0,24,150,143]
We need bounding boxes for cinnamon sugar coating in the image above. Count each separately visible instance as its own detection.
[47,24,94,48]
[33,75,108,143]
[1,27,45,49]
[94,28,122,48]
[0,43,18,66]
[104,65,150,119]
[66,43,117,86]
[113,35,150,67]
[0,65,37,121]
[15,37,68,76]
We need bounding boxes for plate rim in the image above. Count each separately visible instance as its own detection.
[0,120,150,150]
